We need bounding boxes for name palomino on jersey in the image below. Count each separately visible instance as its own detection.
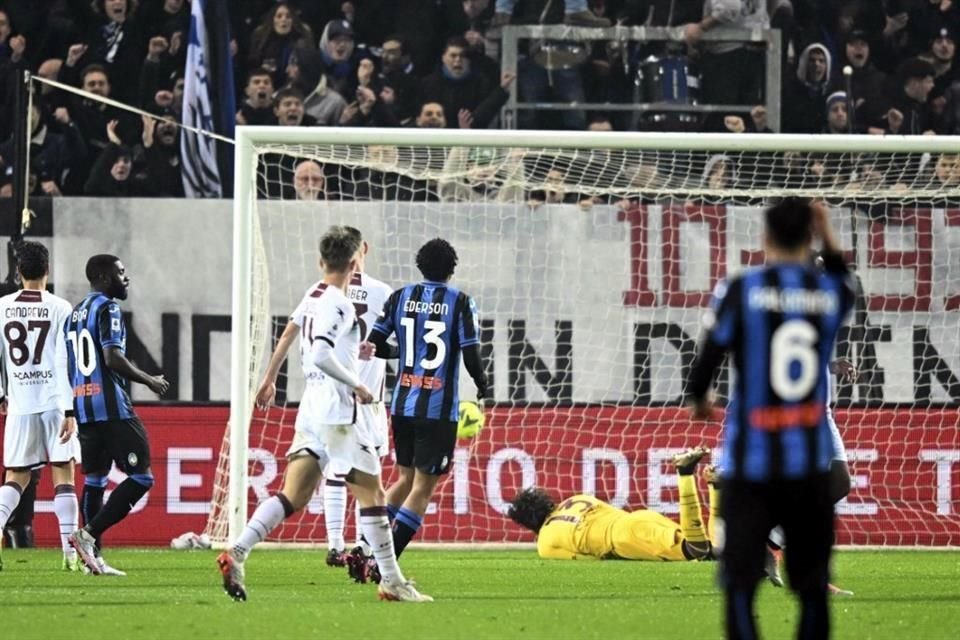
[5,306,50,319]
[748,288,839,315]
[403,299,450,315]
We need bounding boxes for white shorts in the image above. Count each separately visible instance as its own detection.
[826,408,847,462]
[3,409,82,469]
[286,410,331,470]
[324,402,388,480]
[361,402,389,455]
[324,417,382,478]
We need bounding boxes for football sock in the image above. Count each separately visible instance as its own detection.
[81,476,107,552]
[386,503,399,523]
[323,478,347,551]
[53,484,79,555]
[798,587,829,640]
[85,475,152,539]
[360,506,404,585]
[232,494,295,561]
[677,474,710,556]
[391,506,423,558]
[707,482,721,548]
[768,525,786,550]
[725,586,759,640]
[0,482,23,531]
[354,503,370,552]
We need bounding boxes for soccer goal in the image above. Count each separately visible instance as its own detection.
[206,127,960,549]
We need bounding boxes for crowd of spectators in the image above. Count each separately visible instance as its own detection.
[0,1,959,201]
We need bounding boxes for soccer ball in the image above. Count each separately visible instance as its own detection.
[457,401,485,439]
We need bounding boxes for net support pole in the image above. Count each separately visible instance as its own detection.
[228,128,255,543]
[6,69,30,285]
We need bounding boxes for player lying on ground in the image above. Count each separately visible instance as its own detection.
[507,447,716,561]
[0,242,81,572]
[218,227,430,603]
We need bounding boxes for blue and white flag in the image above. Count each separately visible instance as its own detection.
[181,0,235,198]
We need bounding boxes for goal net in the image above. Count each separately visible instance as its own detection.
[206,128,960,548]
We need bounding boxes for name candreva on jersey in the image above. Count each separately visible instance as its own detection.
[5,306,51,319]
[403,299,449,315]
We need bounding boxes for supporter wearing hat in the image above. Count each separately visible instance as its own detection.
[782,43,833,133]
[824,91,851,134]
[921,26,957,93]
[827,29,889,131]
[872,57,938,134]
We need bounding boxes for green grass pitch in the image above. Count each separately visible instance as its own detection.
[1,549,958,639]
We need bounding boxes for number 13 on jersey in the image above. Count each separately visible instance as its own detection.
[399,317,446,370]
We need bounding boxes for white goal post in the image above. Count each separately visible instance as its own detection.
[214,127,960,548]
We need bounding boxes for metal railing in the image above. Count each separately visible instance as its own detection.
[497,25,783,131]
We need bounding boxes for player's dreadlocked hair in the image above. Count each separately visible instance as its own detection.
[416,238,458,282]
[507,488,556,534]
[319,226,361,273]
[15,241,49,280]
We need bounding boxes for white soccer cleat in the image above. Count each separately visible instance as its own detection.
[378,580,434,603]
[69,529,101,575]
[828,583,854,597]
[96,557,127,576]
[765,547,784,588]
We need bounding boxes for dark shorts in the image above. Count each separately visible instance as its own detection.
[78,417,152,476]
[391,415,458,475]
[720,474,834,593]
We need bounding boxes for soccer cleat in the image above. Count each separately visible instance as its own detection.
[96,557,127,576]
[69,529,101,575]
[62,553,83,572]
[378,579,434,602]
[765,546,784,588]
[216,551,247,602]
[366,557,382,584]
[828,583,854,597]
[325,548,347,568]
[346,546,380,584]
[702,464,718,485]
[672,446,710,475]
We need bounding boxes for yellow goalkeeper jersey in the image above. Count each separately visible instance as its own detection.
[536,495,685,561]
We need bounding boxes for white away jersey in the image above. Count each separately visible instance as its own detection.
[348,272,392,400]
[0,289,73,416]
[291,281,361,424]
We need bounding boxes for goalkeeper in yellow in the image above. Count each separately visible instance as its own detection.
[507,447,718,561]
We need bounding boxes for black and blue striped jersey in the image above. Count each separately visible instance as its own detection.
[64,292,135,424]
[371,280,480,422]
[688,253,855,482]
